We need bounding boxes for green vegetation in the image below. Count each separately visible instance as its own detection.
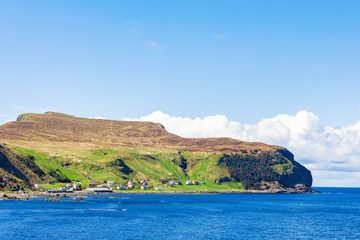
[4,146,246,191]
[1,144,311,191]
[218,150,311,189]
[0,112,313,192]
[48,169,71,183]
[12,147,89,183]
[219,153,280,189]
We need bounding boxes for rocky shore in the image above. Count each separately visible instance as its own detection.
[122,187,319,195]
[0,186,319,200]
[0,191,89,201]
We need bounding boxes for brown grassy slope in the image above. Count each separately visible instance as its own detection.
[0,112,283,153]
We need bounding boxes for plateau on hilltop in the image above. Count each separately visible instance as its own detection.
[0,112,313,193]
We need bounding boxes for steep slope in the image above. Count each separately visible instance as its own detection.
[0,112,313,191]
[0,144,45,190]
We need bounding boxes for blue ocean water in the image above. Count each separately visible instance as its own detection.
[1,187,360,240]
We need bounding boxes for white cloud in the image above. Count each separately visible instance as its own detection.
[145,41,165,50]
[126,110,360,187]
[311,170,360,187]
[93,116,105,120]
[213,33,225,39]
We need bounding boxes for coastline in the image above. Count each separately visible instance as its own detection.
[0,187,319,200]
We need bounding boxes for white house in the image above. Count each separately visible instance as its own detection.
[108,181,114,188]
[141,185,149,190]
[116,185,126,190]
[73,182,82,190]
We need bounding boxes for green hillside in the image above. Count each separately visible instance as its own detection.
[0,112,313,192]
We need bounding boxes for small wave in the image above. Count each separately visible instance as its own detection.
[89,208,127,211]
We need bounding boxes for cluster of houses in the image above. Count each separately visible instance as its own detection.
[159,179,181,187]
[44,178,206,193]
[110,179,205,191]
[2,173,206,193]
[186,180,205,185]
[47,182,82,193]
[159,179,205,187]
[88,181,114,189]
[117,180,152,190]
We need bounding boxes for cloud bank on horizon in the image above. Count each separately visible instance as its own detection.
[125,110,360,187]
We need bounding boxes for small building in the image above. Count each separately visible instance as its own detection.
[116,185,126,190]
[73,182,82,190]
[155,187,163,191]
[174,180,181,185]
[192,181,200,185]
[141,185,149,190]
[186,180,192,185]
[86,188,113,193]
[87,183,97,187]
[2,177,9,183]
[98,183,108,188]
[158,179,166,184]
[167,182,174,187]
[48,179,54,184]
[127,184,135,190]
[107,181,114,188]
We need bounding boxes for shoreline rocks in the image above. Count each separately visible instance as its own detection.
[45,197,64,201]
[0,187,320,200]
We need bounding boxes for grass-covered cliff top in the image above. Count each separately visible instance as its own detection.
[1,112,282,153]
[0,112,312,192]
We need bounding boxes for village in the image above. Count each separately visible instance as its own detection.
[42,178,206,193]
[1,175,207,193]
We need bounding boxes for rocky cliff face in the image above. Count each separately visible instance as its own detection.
[0,112,314,192]
[0,144,44,190]
[217,148,312,190]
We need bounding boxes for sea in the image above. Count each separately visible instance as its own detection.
[0,187,359,240]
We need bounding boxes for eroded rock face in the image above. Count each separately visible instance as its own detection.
[276,149,312,187]
[0,144,44,185]
[218,149,313,190]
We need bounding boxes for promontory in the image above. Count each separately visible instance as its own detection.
[0,112,314,193]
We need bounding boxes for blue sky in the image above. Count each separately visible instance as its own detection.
[1,1,360,186]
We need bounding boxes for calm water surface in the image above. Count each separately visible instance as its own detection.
[1,187,359,240]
